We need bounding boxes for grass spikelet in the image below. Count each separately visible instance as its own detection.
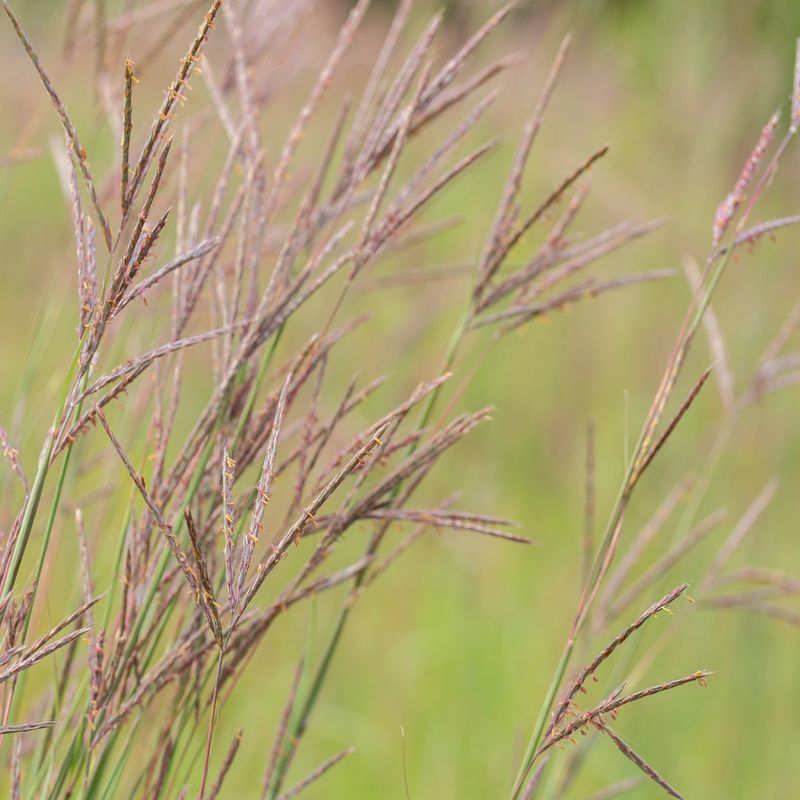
[712,111,780,248]
[121,58,135,215]
[235,374,291,612]
[184,509,224,649]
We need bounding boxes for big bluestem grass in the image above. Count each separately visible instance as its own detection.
[1,2,799,798]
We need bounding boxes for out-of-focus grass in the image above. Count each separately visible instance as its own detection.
[2,2,800,797]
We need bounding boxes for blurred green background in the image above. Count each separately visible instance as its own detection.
[2,1,800,797]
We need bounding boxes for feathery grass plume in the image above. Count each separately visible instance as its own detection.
[184,509,224,648]
[712,214,800,261]
[0,626,89,685]
[244,24,692,796]
[75,509,104,731]
[275,747,355,800]
[0,720,56,735]
[234,373,291,611]
[468,157,669,343]
[475,144,610,308]
[60,132,97,338]
[711,111,779,248]
[546,585,688,742]
[95,408,213,621]
[16,593,100,663]
[114,237,219,315]
[475,33,572,298]
[595,477,693,624]
[228,401,495,790]
[346,0,412,165]
[477,270,673,335]
[524,584,708,800]
[10,736,21,800]
[511,52,800,800]
[601,509,726,625]
[221,441,236,610]
[349,13,443,191]
[221,2,260,159]
[121,57,135,215]
[79,320,252,401]
[633,366,713,479]
[125,0,222,211]
[236,420,391,618]
[595,723,684,799]
[362,508,533,545]
[265,0,371,223]
[540,670,711,755]
[121,136,173,275]
[3,1,113,249]
[201,52,237,142]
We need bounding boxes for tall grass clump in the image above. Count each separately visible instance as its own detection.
[1,1,799,797]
